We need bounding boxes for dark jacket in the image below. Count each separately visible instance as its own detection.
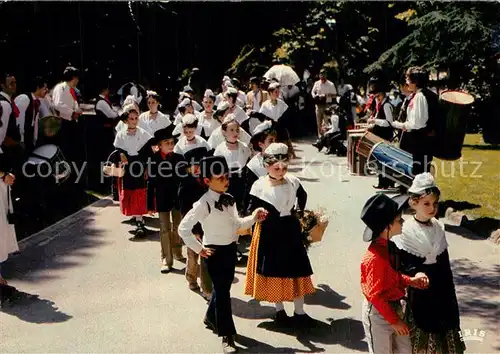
[147,151,186,212]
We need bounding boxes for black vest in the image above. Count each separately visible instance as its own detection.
[22,93,37,151]
[0,93,21,145]
[372,97,394,141]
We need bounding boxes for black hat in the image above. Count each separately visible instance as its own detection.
[184,147,209,166]
[361,194,409,242]
[200,155,229,179]
[153,124,175,144]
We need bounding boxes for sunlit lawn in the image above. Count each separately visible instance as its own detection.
[434,134,500,218]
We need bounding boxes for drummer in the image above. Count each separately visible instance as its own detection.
[392,67,436,176]
[366,79,395,190]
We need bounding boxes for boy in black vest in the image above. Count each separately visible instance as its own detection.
[366,80,395,189]
[147,125,186,273]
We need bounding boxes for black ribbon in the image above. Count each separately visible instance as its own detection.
[214,193,235,211]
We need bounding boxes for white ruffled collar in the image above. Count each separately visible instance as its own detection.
[391,217,448,264]
[246,154,267,178]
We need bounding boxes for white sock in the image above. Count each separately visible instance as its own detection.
[135,215,144,223]
[293,297,305,315]
[275,302,285,312]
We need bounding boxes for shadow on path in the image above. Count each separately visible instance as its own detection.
[1,290,72,324]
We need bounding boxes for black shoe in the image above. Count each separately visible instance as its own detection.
[134,223,146,238]
[274,310,292,326]
[222,336,238,353]
[203,317,216,332]
[293,312,316,329]
[312,140,323,152]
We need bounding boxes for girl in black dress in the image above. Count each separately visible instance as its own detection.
[245,143,315,327]
[390,173,465,353]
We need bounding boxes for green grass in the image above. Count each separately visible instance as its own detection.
[434,134,500,219]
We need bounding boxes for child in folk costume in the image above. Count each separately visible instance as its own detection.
[391,173,465,354]
[250,82,297,158]
[366,79,396,190]
[214,116,251,213]
[147,125,185,273]
[223,87,249,125]
[208,107,251,149]
[243,121,277,207]
[138,91,172,136]
[178,156,267,353]
[173,114,211,155]
[113,105,153,236]
[178,147,212,298]
[245,143,315,327]
[198,89,221,140]
[360,193,430,354]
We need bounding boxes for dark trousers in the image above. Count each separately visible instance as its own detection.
[203,242,237,337]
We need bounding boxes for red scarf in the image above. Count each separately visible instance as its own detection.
[407,93,416,110]
[11,100,20,118]
[103,95,111,105]
[160,151,172,160]
[69,87,78,102]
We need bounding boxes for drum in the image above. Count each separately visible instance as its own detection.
[356,131,386,158]
[38,115,62,138]
[25,144,71,184]
[347,132,367,175]
[434,90,474,160]
[367,142,414,188]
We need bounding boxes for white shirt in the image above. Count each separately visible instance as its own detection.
[207,126,251,150]
[39,95,54,118]
[14,93,40,144]
[178,189,256,253]
[95,95,119,119]
[312,79,337,104]
[0,92,13,146]
[173,135,210,155]
[249,90,262,111]
[325,114,340,134]
[113,126,152,156]
[374,98,394,128]
[404,91,429,131]
[138,111,172,135]
[214,141,251,172]
[237,91,247,108]
[259,99,288,122]
[52,82,79,121]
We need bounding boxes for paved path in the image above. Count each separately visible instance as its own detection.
[1,140,499,353]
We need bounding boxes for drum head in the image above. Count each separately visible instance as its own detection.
[32,144,58,158]
[440,91,474,105]
[39,115,62,137]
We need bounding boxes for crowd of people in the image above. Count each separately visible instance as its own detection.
[0,64,465,354]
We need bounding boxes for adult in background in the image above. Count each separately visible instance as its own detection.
[14,77,49,154]
[311,69,337,138]
[52,66,82,164]
[246,76,269,113]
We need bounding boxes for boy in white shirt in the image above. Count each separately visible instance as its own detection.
[178,156,267,353]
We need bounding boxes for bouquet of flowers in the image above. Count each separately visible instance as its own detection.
[298,208,330,250]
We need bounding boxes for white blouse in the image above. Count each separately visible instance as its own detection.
[113,126,152,156]
[250,174,301,216]
[259,99,288,122]
[404,90,429,131]
[138,111,172,135]
[173,135,210,155]
[246,153,267,178]
[228,105,249,125]
[198,111,221,137]
[214,141,251,172]
[207,126,251,150]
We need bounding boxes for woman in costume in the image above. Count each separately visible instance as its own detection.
[243,120,277,207]
[245,143,315,328]
[250,82,296,158]
[113,104,153,236]
[213,116,251,213]
[198,89,221,140]
[138,91,172,136]
[391,173,465,353]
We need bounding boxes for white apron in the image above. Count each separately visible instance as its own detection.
[0,181,18,263]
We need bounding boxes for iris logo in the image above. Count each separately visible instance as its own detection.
[459,329,486,342]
